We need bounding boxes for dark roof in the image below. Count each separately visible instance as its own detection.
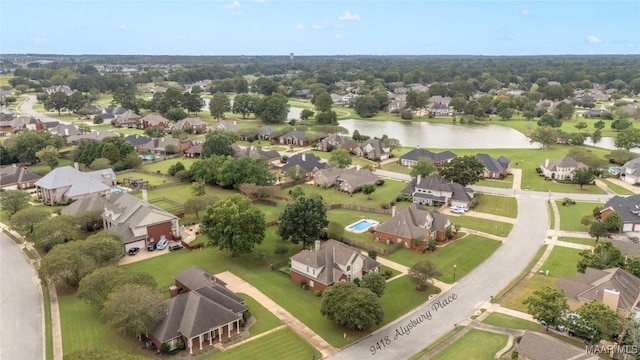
[281,130,307,141]
[603,194,640,223]
[234,146,280,162]
[400,148,457,163]
[541,157,588,171]
[124,134,152,147]
[402,174,474,203]
[376,204,452,240]
[281,153,326,173]
[61,194,107,216]
[175,266,227,290]
[610,239,640,258]
[514,331,598,360]
[0,166,42,187]
[557,267,640,311]
[476,153,510,173]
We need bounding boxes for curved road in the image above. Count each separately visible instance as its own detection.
[329,187,607,360]
[18,94,71,125]
[0,233,44,360]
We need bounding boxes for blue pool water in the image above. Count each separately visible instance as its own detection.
[111,187,126,193]
[348,220,376,232]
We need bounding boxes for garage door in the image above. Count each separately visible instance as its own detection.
[125,240,145,252]
[623,223,633,232]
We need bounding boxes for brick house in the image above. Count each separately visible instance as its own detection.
[0,165,42,190]
[313,167,380,194]
[540,157,588,181]
[355,138,391,161]
[399,147,456,167]
[35,165,116,205]
[476,153,510,179]
[401,174,474,208]
[600,194,640,232]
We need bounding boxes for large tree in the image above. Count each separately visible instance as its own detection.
[201,130,239,158]
[209,92,230,119]
[183,92,204,115]
[102,284,164,339]
[522,287,569,331]
[81,232,124,266]
[39,241,97,288]
[361,272,386,297]
[278,194,328,249]
[408,260,442,291]
[44,91,68,115]
[231,93,259,118]
[78,266,157,310]
[577,241,624,273]
[328,148,352,168]
[438,155,484,186]
[312,89,333,112]
[320,282,384,330]
[33,215,81,252]
[529,126,559,149]
[615,128,640,150]
[0,190,30,215]
[575,300,621,343]
[588,222,609,242]
[410,157,437,178]
[354,95,380,118]
[10,206,50,233]
[202,195,265,256]
[254,93,289,124]
[603,212,623,232]
[9,130,64,164]
[183,194,218,219]
[573,168,594,189]
[537,113,562,128]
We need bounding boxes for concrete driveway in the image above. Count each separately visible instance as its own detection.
[0,233,44,360]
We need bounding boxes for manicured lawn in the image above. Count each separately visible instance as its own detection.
[474,193,517,218]
[43,284,53,360]
[58,294,148,356]
[482,313,539,332]
[140,157,200,174]
[521,167,606,194]
[134,183,237,206]
[385,234,501,283]
[284,179,406,208]
[476,177,513,189]
[117,171,176,186]
[28,158,73,176]
[555,200,602,231]
[548,201,555,230]
[327,209,391,248]
[451,216,513,237]
[430,329,508,360]
[600,178,635,195]
[380,161,411,175]
[306,150,374,168]
[239,293,283,336]
[540,247,582,279]
[558,236,596,247]
[501,274,558,312]
[408,327,465,360]
[200,327,319,360]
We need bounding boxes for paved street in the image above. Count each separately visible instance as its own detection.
[18,94,70,125]
[0,233,44,360]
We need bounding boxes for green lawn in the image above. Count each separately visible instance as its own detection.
[200,327,319,360]
[43,284,54,360]
[548,201,555,230]
[327,209,392,248]
[408,327,465,360]
[451,216,513,237]
[306,150,374,168]
[117,171,176,186]
[28,159,73,176]
[476,177,514,189]
[558,236,596,247]
[132,183,237,206]
[600,178,635,195]
[555,200,602,231]
[474,193,517,218]
[540,246,582,279]
[239,293,283,336]
[482,313,539,332]
[140,157,200,174]
[284,179,406,208]
[380,161,411,175]
[430,329,508,360]
[385,234,501,283]
[501,274,559,312]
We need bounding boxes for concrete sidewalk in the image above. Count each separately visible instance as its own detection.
[444,209,516,224]
[458,227,508,242]
[373,255,452,293]
[214,271,338,358]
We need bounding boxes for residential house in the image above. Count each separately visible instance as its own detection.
[340,94,356,106]
[330,93,343,103]
[428,96,451,106]
[0,165,42,190]
[168,117,208,133]
[514,331,599,360]
[313,167,380,194]
[540,157,588,181]
[140,137,183,155]
[355,138,391,161]
[400,147,457,167]
[610,239,640,258]
[317,134,358,153]
[505,89,525,96]
[388,98,405,113]
[429,103,453,117]
[100,107,129,122]
[620,157,640,184]
[48,123,81,137]
[66,130,118,145]
[290,240,381,291]
[234,145,281,166]
[280,153,326,178]
[112,110,142,128]
[0,106,15,122]
[140,114,170,129]
[293,89,311,98]
[600,194,640,232]
[476,154,510,179]
[409,84,429,92]
[212,120,239,133]
[401,174,474,208]
[257,126,274,141]
[393,87,408,95]
[1,116,48,133]
[184,143,203,158]
[557,267,640,313]
[582,109,605,118]
[278,130,309,147]
[45,85,73,96]
[150,266,247,354]
[375,204,454,252]
[570,94,596,104]
[124,134,153,150]
[35,165,117,205]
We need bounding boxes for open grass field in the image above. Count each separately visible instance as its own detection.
[0,74,14,88]
[558,236,596,247]
[284,179,406,208]
[548,201,555,230]
[117,171,176,186]
[238,293,283,336]
[385,234,501,283]
[200,327,319,360]
[474,193,518,218]
[476,177,514,189]
[501,274,559,312]
[27,158,73,176]
[482,313,539,332]
[306,150,376,169]
[600,178,635,195]
[539,246,582,279]
[140,157,199,174]
[430,329,508,360]
[451,216,513,237]
[555,200,602,231]
[380,161,411,175]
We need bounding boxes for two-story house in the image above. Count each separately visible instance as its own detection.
[289,240,381,291]
[35,165,116,205]
[401,174,474,208]
[540,157,588,181]
[355,138,391,161]
[140,114,170,129]
[399,147,456,167]
[317,134,358,153]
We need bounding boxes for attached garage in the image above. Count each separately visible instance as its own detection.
[124,239,145,252]
[624,223,633,232]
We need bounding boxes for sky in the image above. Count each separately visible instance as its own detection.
[1,0,639,56]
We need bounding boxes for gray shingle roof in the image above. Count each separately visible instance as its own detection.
[515,331,599,360]
[541,156,588,172]
[35,166,112,197]
[0,166,42,187]
[281,153,326,173]
[622,157,640,177]
[124,134,152,147]
[557,267,640,311]
[400,148,456,163]
[376,204,451,240]
[603,194,640,223]
[402,174,474,202]
[175,266,227,290]
[476,153,510,173]
[281,130,306,141]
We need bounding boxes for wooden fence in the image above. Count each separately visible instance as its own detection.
[326,203,392,215]
[340,237,402,255]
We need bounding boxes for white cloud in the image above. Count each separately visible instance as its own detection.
[312,22,328,31]
[225,0,240,9]
[33,38,47,45]
[339,11,360,21]
[119,24,127,31]
[295,24,306,30]
[521,9,530,16]
[335,34,343,39]
[586,35,602,44]
[506,34,515,40]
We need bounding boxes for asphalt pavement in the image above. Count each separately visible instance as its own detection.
[18,94,70,125]
[0,233,44,360]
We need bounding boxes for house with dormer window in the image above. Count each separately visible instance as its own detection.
[289,240,380,291]
[355,138,391,161]
[401,174,474,208]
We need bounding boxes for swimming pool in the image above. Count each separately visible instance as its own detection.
[110,187,127,193]
[346,219,379,233]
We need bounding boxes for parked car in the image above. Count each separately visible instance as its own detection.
[155,238,169,250]
[146,243,155,251]
[128,247,140,256]
[169,244,184,251]
[450,206,465,214]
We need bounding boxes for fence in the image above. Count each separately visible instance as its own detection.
[340,237,403,256]
[280,178,307,189]
[271,259,291,278]
[326,203,392,215]
[180,239,205,251]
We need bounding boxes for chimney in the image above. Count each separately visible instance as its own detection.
[416,145,420,149]
[169,285,178,298]
[73,162,79,170]
[544,159,549,168]
[417,174,422,184]
[302,153,306,162]
[392,206,397,217]
[315,240,321,252]
[142,189,148,202]
[602,288,620,311]
[234,120,237,125]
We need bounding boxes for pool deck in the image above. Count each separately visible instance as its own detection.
[345,219,380,234]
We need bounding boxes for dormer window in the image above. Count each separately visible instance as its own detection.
[347,265,351,271]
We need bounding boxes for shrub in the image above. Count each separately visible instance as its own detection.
[353,278,361,286]
[250,249,269,264]
[243,310,252,320]
[562,198,576,206]
[376,179,385,186]
[160,343,170,354]
[176,338,185,350]
[274,244,288,255]
[384,270,393,279]
[368,250,377,260]
[401,109,413,120]
[313,290,322,297]
[427,238,437,251]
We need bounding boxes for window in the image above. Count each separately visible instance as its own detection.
[306,266,309,273]
[309,280,314,288]
[313,269,315,275]
[347,266,351,271]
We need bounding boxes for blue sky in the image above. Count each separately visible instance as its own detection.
[1,1,639,56]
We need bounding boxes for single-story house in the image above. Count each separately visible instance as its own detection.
[0,165,42,190]
[140,114,170,129]
[124,134,153,150]
[375,204,455,252]
[150,266,247,354]
[313,167,380,194]
[184,143,203,158]
[290,240,381,291]
[476,153,510,179]
[399,147,456,167]
[540,157,588,181]
[278,130,309,147]
[212,120,239,133]
[557,267,640,313]
[600,194,640,232]
[355,138,391,161]
[139,137,184,155]
[401,174,474,208]
[317,134,358,153]
[257,126,274,141]
[48,123,81,137]
[280,153,326,178]
[100,107,130,121]
[514,331,599,360]
[35,165,116,205]
[234,145,280,166]
[45,85,73,96]
[66,130,119,145]
[170,117,208,133]
[620,157,640,184]
[582,109,605,118]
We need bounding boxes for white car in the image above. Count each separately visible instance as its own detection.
[450,207,465,214]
